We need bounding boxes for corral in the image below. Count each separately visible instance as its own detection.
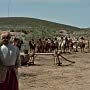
[20,50,75,66]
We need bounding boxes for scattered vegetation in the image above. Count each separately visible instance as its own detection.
[0,17,90,39]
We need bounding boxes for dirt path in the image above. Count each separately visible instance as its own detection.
[19,52,90,90]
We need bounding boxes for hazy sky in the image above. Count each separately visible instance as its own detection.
[0,0,90,28]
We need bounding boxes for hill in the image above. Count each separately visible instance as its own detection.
[0,17,89,39]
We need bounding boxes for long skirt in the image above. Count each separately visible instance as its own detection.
[0,69,18,90]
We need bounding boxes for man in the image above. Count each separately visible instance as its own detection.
[54,37,59,50]
[29,39,36,53]
[0,32,20,90]
[13,38,22,50]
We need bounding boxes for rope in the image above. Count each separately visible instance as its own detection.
[8,0,11,17]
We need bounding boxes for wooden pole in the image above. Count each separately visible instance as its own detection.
[59,54,75,63]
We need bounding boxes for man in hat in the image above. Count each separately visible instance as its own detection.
[0,32,20,90]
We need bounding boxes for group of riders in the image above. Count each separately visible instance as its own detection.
[28,36,87,53]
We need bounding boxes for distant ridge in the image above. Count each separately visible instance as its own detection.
[0,17,82,31]
[1,17,89,39]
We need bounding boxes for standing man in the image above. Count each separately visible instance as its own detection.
[13,38,22,50]
[0,32,20,90]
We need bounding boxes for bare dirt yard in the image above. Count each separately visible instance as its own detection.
[19,51,90,90]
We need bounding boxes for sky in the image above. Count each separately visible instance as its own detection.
[0,0,90,28]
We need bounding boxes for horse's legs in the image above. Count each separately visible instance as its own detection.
[82,47,84,52]
[81,47,82,52]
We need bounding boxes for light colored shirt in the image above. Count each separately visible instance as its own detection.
[0,43,20,66]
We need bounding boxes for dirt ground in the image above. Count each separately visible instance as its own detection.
[19,51,90,90]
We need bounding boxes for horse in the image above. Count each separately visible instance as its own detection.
[29,39,36,53]
[78,41,85,52]
[59,37,70,53]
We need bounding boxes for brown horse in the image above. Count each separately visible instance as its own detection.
[29,39,36,52]
[78,41,85,52]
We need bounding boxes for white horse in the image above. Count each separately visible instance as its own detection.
[59,37,71,53]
